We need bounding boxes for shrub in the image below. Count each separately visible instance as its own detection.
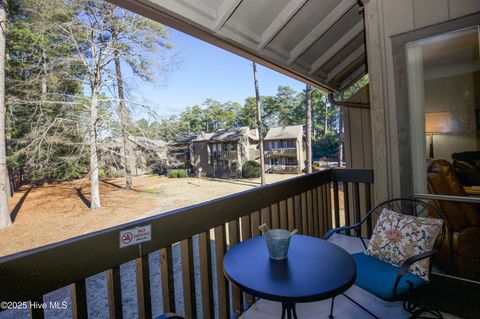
[177,170,187,178]
[242,160,261,178]
[29,169,48,185]
[98,168,106,179]
[169,169,187,178]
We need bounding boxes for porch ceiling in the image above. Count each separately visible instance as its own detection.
[110,0,367,92]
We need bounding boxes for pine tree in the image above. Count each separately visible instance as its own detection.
[252,62,265,185]
[305,84,312,174]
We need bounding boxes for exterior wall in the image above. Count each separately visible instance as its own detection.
[363,0,480,201]
[167,144,190,169]
[296,138,305,172]
[247,140,260,161]
[192,141,212,176]
[238,136,249,164]
[211,142,241,178]
[344,107,372,169]
[344,85,373,169]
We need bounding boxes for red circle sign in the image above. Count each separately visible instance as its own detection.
[122,232,133,245]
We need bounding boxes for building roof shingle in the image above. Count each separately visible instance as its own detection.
[265,125,304,140]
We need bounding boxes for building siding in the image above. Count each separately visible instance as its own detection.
[363,0,480,201]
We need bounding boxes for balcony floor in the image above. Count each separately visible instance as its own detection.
[240,234,460,319]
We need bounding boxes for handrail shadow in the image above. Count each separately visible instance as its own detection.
[10,186,33,223]
[101,179,164,194]
[101,179,123,189]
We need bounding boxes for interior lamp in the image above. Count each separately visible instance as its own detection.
[425,112,453,159]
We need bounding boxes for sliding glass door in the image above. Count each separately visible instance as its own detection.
[407,26,480,193]
[406,26,480,281]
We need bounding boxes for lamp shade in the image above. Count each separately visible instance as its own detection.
[425,112,453,134]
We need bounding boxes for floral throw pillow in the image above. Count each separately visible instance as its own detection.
[365,208,443,280]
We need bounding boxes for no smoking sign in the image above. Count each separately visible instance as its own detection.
[119,225,151,248]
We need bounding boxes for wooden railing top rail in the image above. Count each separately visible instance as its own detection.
[0,168,373,303]
[331,168,374,183]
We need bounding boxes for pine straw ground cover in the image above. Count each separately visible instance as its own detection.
[0,174,296,257]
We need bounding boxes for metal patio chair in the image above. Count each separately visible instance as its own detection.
[324,198,446,319]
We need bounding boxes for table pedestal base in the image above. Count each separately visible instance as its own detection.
[281,302,298,319]
[280,297,335,319]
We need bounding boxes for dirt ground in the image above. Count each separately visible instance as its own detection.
[0,174,296,257]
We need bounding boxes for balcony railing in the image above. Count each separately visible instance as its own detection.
[265,164,299,174]
[0,169,374,319]
[213,150,238,160]
[265,147,297,157]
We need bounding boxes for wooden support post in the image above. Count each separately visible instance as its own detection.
[135,255,152,319]
[228,220,243,316]
[71,280,88,319]
[214,225,230,319]
[106,266,123,319]
[199,232,214,319]
[160,246,176,314]
[30,296,45,319]
[181,238,197,319]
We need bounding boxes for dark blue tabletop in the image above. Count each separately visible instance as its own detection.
[223,235,356,303]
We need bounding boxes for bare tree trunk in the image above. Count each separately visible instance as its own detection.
[338,106,344,167]
[114,50,133,189]
[252,62,266,186]
[41,50,47,97]
[324,103,328,137]
[90,88,101,209]
[39,54,47,184]
[305,84,312,174]
[0,0,10,228]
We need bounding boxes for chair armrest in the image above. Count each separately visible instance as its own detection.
[392,249,437,297]
[323,223,362,240]
[398,250,437,277]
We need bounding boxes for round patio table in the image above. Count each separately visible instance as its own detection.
[223,235,356,319]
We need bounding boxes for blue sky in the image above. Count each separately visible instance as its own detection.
[129,27,306,118]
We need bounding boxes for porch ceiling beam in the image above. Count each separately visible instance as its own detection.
[308,20,363,75]
[257,0,308,50]
[147,0,216,28]
[286,0,356,64]
[339,64,366,91]
[221,20,261,45]
[326,44,365,82]
[213,0,244,31]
